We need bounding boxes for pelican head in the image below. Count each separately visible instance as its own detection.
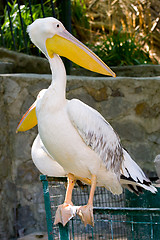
[27,17,115,77]
[27,18,63,57]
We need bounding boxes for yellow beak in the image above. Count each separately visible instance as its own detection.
[16,101,37,132]
[46,29,116,77]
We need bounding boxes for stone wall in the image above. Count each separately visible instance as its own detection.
[0,73,160,239]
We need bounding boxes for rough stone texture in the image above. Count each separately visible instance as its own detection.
[0,48,50,74]
[18,232,48,240]
[1,48,160,78]
[71,64,160,77]
[0,73,160,239]
[112,65,160,77]
[0,62,14,74]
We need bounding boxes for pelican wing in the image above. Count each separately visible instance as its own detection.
[31,134,66,177]
[67,99,123,173]
[120,149,157,194]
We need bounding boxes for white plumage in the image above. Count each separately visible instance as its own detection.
[120,149,156,194]
[32,134,66,177]
[18,17,157,226]
[35,75,123,194]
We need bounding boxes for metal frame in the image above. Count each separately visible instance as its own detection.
[40,175,160,240]
[41,175,54,240]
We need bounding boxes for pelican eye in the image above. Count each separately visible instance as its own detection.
[57,24,59,28]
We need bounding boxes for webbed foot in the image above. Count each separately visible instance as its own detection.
[77,204,94,227]
[54,203,77,226]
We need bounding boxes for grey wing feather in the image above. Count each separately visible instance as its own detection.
[67,99,123,173]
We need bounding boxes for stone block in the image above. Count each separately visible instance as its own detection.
[135,102,160,118]
[101,97,131,120]
[112,119,146,141]
[4,78,21,104]
[16,161,39,184]
[0,62,14,74]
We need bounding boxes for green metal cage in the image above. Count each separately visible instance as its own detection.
[40,175,160,240]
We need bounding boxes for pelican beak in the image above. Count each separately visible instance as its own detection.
[46,29,116,77]
[16,101,37,132]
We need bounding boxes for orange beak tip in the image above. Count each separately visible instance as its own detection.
[16,128,20,133]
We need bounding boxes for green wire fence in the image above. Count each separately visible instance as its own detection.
[40,175,160,240]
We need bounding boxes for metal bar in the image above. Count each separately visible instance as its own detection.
[17,0,28,53]
[91,226,94,240]
[131,215,134,240]
[57,0,71,75]
[40,175,54,240]
[71,219,74,240]
[59,0,71,32]
[150,214,153,240]
[40,0,45,18]
[27,0,40,56]
[28,0,34,22]
[93,207,160,215]
[110,215,114,240]
[5,0,16,50]
[50,0,56,18]
[58,223,69,240]
[0,19,5,47]
[95,218,160,225]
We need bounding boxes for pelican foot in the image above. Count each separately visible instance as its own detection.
[77,204,94,227]
[54,203,77,226]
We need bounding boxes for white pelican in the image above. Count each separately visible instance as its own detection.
[17,101,156,196]
[17,17,157,227]
[17,90,157,226]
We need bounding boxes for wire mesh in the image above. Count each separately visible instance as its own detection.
[40,176,160,240]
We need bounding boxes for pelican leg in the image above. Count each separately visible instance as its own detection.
[77,174,97,227]
[54,173,77,226]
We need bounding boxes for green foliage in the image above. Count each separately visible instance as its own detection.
[0,0,154,66]
[71,0,89,40]
[1,0,89,53]
[88,30,153,66]
[1,0,56,53]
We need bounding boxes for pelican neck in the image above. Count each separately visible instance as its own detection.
[48,54,67,99]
